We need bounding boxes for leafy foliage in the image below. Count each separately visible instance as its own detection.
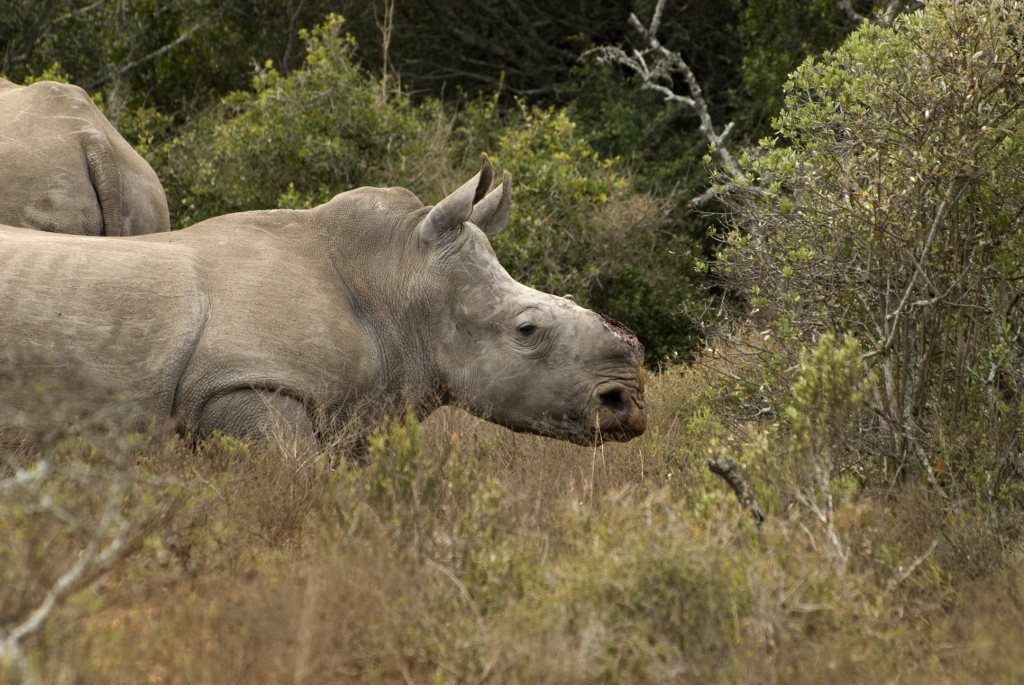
[1,0,341,114]
[735,0,859,133]
[490,104,702,358]
[153,16,446,224]
[720,0,1024,505]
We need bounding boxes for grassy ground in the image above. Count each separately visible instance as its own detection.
[2,356,1023,684]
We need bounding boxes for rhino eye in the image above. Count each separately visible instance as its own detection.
[518,322,537,336]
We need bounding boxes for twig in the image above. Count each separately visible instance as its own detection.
[706,456,765,528]
[884,536,939,594]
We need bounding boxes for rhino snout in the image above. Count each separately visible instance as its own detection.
[594,382,647,441]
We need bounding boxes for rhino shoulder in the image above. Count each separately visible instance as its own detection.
[319,186,424,216]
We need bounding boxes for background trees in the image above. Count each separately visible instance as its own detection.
[718,0,1024,506]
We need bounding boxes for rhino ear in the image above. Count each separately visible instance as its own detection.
[469,171,511,237]
[420,155,493,243]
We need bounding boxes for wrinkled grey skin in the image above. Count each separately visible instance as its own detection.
[0,78,170,236]
[0,158,646,446]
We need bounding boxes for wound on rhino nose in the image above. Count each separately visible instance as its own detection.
[598,313,643,355]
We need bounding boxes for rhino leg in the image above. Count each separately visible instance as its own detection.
[195,389,316,444]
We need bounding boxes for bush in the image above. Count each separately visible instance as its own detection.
[719,0,1024,505]
[489,104,703,360]
[149,15,449,225]
[736,0,857,133]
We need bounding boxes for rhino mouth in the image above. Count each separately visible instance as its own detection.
[593,383,647,442]
[493,381,647,446]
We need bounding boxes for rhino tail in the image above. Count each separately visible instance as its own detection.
[82,130,125,236]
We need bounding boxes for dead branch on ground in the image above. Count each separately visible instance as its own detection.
[707,456,765,528]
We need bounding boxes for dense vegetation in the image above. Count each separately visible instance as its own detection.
[4,0,1024,683]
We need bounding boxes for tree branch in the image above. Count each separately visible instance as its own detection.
[585,0,749,207]
[883,536,939,594]
[0,463,134,684]
[836,0,869,25]
[707,456,765,528]
[4,0,106,71]
[0,439,178,684]
[836,0,922,29]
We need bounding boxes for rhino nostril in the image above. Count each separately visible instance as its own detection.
[598,388,627,413]
[595,384,646,440]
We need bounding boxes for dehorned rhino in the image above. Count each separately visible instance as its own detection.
[0,78,170,236]
[0,157,646,446]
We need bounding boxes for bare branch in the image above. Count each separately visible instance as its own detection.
[0,466,134,683]
[0,438,178,683]
[4,0,106,70]
[281,0,309,73]
[585,1,751,207]
[0,460,49,495]
[836,0,869,25]
[793,463,849,572]
[884,536,939,594]
[870,176,964,358]
[376,0,397,100]
[707,456,765,528]
[836,0,922,29]
[648,0,668,38]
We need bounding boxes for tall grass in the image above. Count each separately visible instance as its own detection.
[2,347,1022,684]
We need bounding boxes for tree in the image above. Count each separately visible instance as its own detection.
[1,0,344,115]
[136,17,703,362]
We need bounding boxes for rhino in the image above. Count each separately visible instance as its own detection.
[0,157,646,447]
[0,78,170,236]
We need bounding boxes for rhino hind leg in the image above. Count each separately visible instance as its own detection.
[195,389,316,444]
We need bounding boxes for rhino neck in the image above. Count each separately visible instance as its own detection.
[313,193,447,422]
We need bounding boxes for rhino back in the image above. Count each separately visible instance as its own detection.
[0,79,170,236]
[0,226,206,418]
[140,211,377,433]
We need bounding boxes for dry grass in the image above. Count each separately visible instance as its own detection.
[2,356,1023,685]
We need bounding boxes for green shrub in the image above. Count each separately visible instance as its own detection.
[489,104,703,360]
[150,15,446,225]
[736,0,855,133]
[719,0,1024,504]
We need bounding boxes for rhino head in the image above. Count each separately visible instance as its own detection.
[411,157,647,444]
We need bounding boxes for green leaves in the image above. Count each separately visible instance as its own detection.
[721,0,1024,500]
